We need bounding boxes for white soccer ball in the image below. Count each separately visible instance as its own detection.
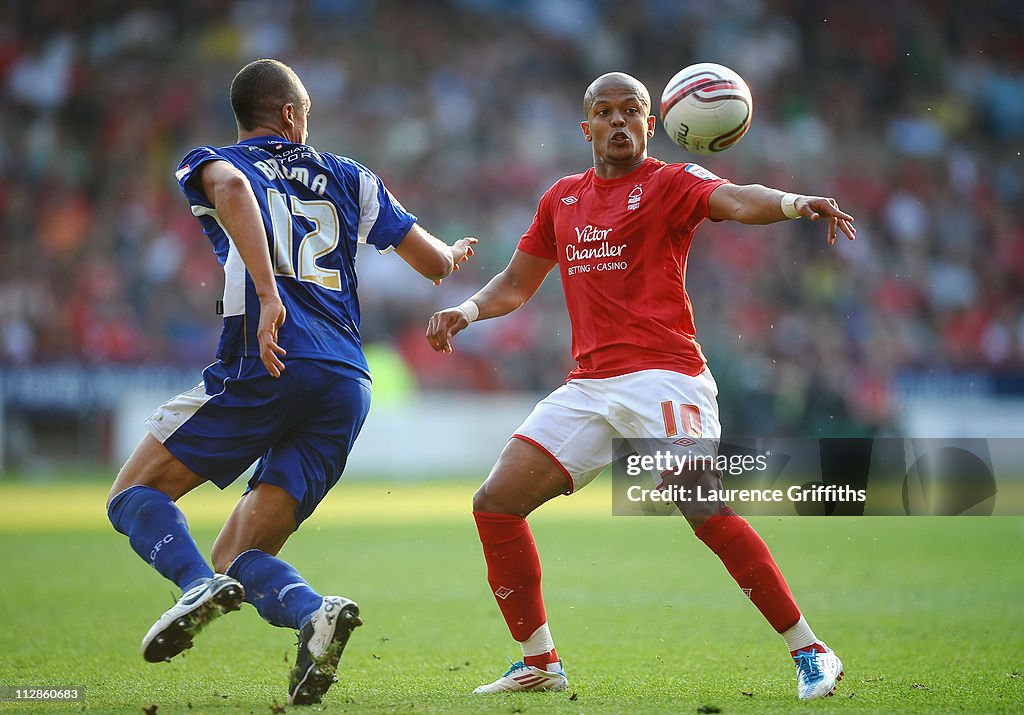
[660,62,753,155]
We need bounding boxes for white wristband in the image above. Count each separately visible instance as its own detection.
[781,193,802,219]
[456,299,479,323]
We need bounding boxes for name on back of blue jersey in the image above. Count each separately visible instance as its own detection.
[249,146,328,195]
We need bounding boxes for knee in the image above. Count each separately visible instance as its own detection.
[472,484,497,514]
[473,483,519,516]
[663,467,726,528]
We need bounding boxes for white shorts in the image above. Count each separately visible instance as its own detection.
[512,368,721,492]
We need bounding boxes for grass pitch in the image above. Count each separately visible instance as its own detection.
[0,477,1022,714]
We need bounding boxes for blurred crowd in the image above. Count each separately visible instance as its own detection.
[1,0,1022,436]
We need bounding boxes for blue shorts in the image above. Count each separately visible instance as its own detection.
[146,357,371,525]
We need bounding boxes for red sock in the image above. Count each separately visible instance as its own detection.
[695,507,801,633]
[473,511,547,642]
[523,649,559,669]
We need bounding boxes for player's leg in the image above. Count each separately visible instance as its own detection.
[107,359,282,593]
[107,434,214,591]
[673,469,806,635]
[621,369,808,636]
[106,433,245,662]
[685,484,842,698]
[107,358,299,662]
[213,362,370,706]
[625,368,842,699]
[215,491,359,709]
[473,382,613,693]
[212,481,362,705]
[471,439,571,693]
[212,482,323,630]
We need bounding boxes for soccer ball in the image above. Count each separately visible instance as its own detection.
[660,62,753,155]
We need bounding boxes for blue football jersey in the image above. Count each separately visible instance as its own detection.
[175,135,416,377]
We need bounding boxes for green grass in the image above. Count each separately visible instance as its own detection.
[0,478,1022,713]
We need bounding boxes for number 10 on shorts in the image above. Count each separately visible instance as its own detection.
[660,401,702,438]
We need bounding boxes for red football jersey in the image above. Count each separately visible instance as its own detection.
[518,157,728,381]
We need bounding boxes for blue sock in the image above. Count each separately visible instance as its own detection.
[107,485,214,591]
[226,549,323,629]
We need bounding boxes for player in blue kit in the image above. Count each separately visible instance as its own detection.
[105,58,476,706]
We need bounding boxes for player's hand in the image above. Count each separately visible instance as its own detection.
[426,307,471,354]
[434,237,478,286]
[796,196,856,246]
[257,294,287,377]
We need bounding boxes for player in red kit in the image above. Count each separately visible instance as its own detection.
[426,72,856,700]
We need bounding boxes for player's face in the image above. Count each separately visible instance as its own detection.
[581,85,656,173]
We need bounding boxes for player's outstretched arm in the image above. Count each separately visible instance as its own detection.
[426,250,555,354]
[708,183,856,246]
[395,223,477,285]
[199,160,287,378]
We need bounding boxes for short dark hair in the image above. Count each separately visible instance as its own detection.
[230,59,304,131]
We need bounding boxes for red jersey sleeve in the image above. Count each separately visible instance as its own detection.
[661,162,730,235]
[517,184,559,261]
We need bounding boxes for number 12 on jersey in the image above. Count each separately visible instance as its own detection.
[267,188,343,290]
[661,400,702,438]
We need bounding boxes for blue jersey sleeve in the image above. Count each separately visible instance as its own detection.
[175,146,228,211]
[352,162,417,254]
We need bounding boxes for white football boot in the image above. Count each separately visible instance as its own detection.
[141,574,244,662]
[473,659,568,694]
[792,643,844,699]
[288,596,363,706]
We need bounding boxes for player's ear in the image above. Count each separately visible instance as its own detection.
[647,114,656,138]
[282,102,295,129]
[581,121,592,142]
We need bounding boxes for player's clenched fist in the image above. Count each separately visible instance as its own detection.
[426,307,472,354]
